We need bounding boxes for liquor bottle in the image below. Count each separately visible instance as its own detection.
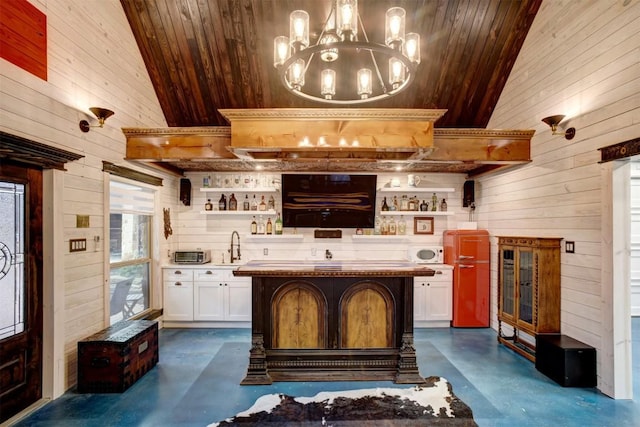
[268,195,275,210]
[381,197,390,211]
[398,216,406,235]
[242,194,249,210]
[391,196,398,211]
[204,199,213,211]
[420,200,429,211]
[400,195,409,211]
[374,216,381,235]
[251,195,258,211]
[228,193,237,211]
[250,216,257,234]
[408,196,416,211]
[274,212,283,235]
[259,195,267,211]
[203,175,211,188]
[218,193,227,210]
[257,215,266,234]
[431,193,438,211]
[388,217,397,235]
[381,217,389,235]
[440,198,447,211]
[266,217,273,235]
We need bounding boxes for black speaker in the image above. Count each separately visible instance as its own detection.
[463,180,475,207]
[536,334,596,387]
[180,178,191,206]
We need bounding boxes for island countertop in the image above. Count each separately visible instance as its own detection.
[232,260,435,277]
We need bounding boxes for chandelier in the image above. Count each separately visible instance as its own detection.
[273,0,421,105]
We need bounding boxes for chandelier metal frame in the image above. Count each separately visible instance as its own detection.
[273,1,420,105]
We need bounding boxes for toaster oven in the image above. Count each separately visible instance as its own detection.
[173,250,211,264]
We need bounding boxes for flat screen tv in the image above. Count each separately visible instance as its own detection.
[282,174,377,228]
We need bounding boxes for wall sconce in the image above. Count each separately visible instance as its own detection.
[541,115,576,140]
[79,107,115,132]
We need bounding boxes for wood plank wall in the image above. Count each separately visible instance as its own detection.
[631,164,640,316]
[480,0,640,395]
[0,1,171,392]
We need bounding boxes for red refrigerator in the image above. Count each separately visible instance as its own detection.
[444,229,490,327]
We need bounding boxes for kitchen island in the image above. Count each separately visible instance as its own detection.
[233,260,435,385]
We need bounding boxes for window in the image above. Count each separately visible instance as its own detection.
[109,179,154,324]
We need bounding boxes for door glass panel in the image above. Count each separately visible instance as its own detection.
[0,182,25,339]
[518,250,533,323]
[501,249,515,315]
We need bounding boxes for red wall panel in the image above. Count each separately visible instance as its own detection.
[0,0,47,80]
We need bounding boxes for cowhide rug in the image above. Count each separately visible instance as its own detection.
[210,376,477,426]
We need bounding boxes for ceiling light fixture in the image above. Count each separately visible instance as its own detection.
[79,107,115,132]
[273,0,420,105]
[541,115,576,140]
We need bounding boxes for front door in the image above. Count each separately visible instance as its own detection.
[0,162,43,422]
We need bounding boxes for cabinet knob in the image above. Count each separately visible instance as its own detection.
[435,270,443,275]
[206,270,213,274]
[175,282,182,286]
[174,270,182,274]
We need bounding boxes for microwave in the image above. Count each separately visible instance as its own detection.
[174,250,211,264]
[408,246,443,264]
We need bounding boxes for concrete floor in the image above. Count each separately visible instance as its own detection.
[11,319,640,427]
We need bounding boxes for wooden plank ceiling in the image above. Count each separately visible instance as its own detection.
[120,0,542,175]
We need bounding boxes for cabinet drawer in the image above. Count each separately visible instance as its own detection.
[163,269,194,282]
[415,271,452,283]
[194,269,226,282]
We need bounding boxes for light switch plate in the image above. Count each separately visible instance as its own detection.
[565,241,575,253]
[70,238,87,252]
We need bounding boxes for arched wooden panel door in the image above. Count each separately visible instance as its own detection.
[341,281,394,348]
[272,281,326,349]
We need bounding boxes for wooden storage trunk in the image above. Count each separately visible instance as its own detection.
[77,320,158,393]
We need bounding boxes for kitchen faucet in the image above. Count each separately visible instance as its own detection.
[229,231,241,263]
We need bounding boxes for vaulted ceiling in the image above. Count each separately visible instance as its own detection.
[119,0,542,175]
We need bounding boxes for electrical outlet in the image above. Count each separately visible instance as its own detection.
[263,248,268,256]
[311,248,317,256]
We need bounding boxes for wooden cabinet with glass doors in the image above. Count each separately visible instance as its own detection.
[497,237,561,362]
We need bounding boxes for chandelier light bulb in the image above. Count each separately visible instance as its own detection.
[385,7,406,48]
[336,0,358,41]
[339,138,348,147]
[321,69,336,99]
[273,36,290,66]
[389,57,405,88]
[404,33,420,64]
[357,68,372,98]
[289,10,309,50]
[288,58,306,90]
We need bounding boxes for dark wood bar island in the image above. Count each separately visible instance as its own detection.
[233,260,435,385]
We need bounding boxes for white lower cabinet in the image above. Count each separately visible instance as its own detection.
[164,266,251,324]
[193,269,251,321]
[414,267,453,327]
[163,269,194,321]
